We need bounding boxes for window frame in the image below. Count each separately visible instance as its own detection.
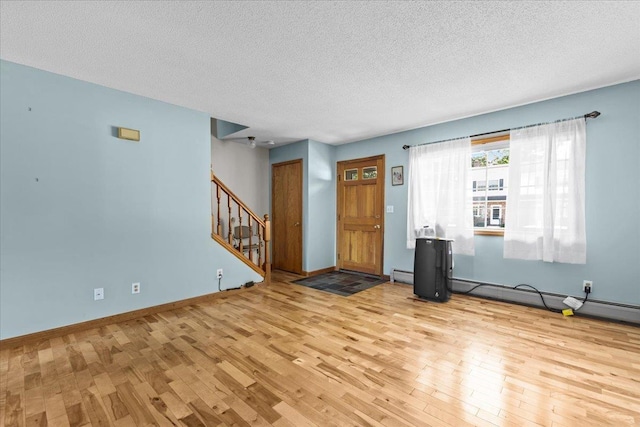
[344,168,358,181]
[362,166,378,180]
[471,133,510,236]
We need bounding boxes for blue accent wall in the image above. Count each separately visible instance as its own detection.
[0,60,261,339]
[272,81,640,306]
[268,139,336,273]
[307,140,336,271]
[213,118,248,139]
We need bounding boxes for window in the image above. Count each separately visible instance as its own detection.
[345,169,358,181]
[488,179,503,191]
[473,180,486,192]
[490,205,502,225]
[345,166,377,181]
[471,135,509,235]
[503,118,586,263]
[362,166,377,179]
[407,137,475,255]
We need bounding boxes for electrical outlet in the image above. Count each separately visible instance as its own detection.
[94,288,104,300]
[132,282,140,294]
[217,269,223,279]
[583,280,593,293]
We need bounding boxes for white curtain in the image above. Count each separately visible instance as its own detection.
[504,118,586,263]
[407,137,475,255]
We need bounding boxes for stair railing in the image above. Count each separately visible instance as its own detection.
[211,171,271,284]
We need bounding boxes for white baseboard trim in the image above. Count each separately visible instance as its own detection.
[390,269,640,325]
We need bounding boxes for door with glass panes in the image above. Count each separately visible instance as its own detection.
[336,155,385,275]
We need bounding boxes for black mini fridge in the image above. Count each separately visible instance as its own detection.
[414,237,453,302]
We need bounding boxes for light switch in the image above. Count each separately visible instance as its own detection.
[386,205,394,213]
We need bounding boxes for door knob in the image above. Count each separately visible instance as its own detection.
[374,224,381,229]
[294,222,300,226]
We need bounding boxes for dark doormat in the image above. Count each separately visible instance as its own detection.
[292,271,387,296]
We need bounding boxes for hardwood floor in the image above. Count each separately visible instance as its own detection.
[2,270,639,426]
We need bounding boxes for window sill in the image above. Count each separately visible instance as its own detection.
[474,229,504,236]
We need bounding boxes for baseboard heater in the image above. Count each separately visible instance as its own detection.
[391,269,640,325]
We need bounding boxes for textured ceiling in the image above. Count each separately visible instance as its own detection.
[1,1,639,146]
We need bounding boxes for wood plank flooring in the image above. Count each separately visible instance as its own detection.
[2,270,639,426]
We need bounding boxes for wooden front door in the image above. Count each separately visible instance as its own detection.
[337,155,385,276]
[272,159,303,274]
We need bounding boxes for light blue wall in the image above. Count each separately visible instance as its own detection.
[268,139,335,273]
[307,140,336,271]
[0,60,261,340]
[336,81,640,305]
[213,118,248,139]
[271,81,639,306]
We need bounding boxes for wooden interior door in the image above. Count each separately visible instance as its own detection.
[272,159,303,274]
[337,155,385,276]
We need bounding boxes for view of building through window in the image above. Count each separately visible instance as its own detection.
[471,139,509,230]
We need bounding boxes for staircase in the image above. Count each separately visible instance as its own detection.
[211,171,271,284]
